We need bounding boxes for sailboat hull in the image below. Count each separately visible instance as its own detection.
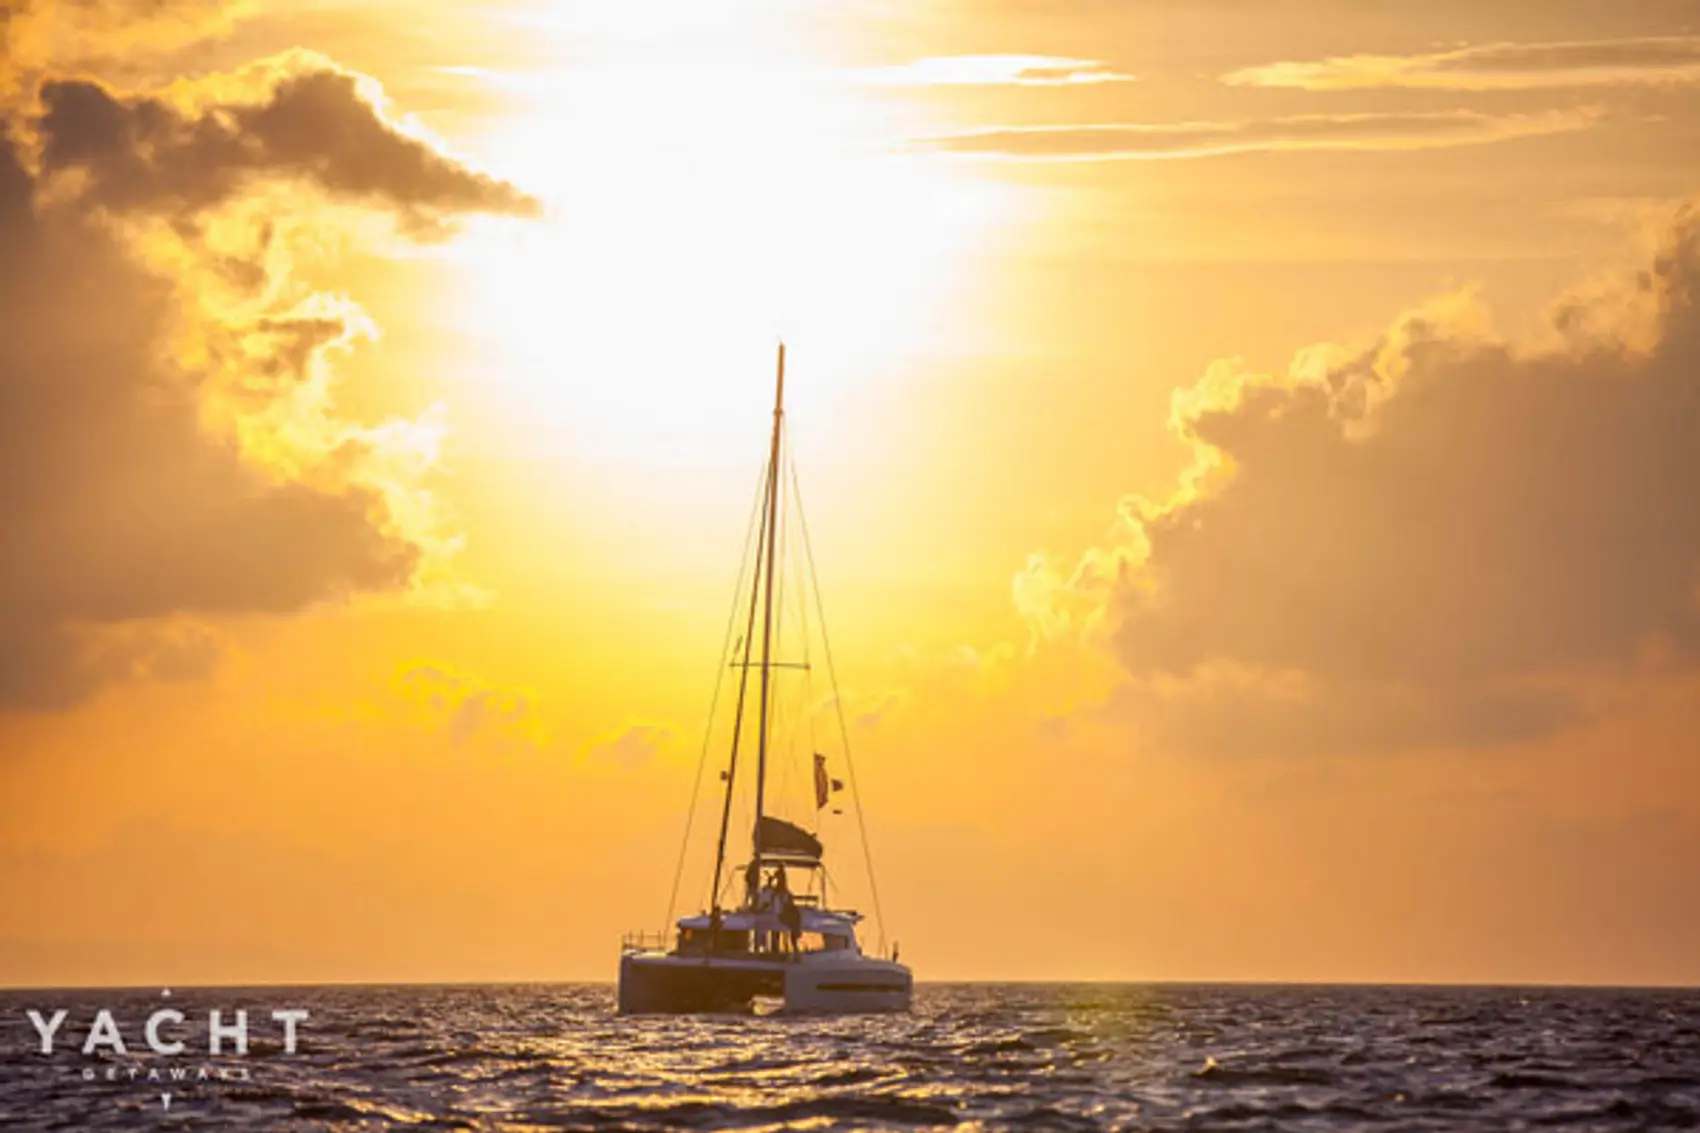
[618,952,783,1014]
[780,956,912,1014]
[618,951,911,1015]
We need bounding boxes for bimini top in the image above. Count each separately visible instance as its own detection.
[754,816,822,861]
[677,905,862,935]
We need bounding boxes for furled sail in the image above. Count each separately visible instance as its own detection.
[755,815,823,860]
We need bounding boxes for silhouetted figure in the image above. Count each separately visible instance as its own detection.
[744,859,762,908]
[778,890,802,957]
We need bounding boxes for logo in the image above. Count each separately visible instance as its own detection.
[20,988,309,1114]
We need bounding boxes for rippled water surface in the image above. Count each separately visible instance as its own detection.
[3,983,1698,1130]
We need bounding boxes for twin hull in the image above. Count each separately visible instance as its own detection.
[618,952,912,1014]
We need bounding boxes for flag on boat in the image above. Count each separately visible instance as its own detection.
[814,752,847,809]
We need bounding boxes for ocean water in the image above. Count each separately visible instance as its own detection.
[2,983,1697,1130]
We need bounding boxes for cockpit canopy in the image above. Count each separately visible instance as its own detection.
[675,902,862,956]
[754,815,822,862]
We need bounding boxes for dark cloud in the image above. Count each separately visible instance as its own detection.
[1226,36,1700,90]
[0,58,537,712]
[913,109,1596,161]
[37,65,539,218]
[0,127,413,709]
[1,619,224,712]
[1093,201,1700,755]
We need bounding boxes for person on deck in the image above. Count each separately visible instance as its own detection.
[778,888,802,957]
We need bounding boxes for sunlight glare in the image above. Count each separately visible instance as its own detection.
[445,1,1011,464]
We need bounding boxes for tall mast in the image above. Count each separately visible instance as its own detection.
[751,342,786,881]
[705,343,787,918]
[706,472,770,919]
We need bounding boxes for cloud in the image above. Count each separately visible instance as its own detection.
[398,664,542,748]
[0,0,260,100]
[0,56,537,711]
[852,690,906,731]
[35,60,539,220]
[585,723,673,769]
[910,108,1597,161]
[1111,665,1592,759]
[1030,199,1700,755]
[857,55,1133,87]
[1,618,226,712]
[1225,36,1700,91]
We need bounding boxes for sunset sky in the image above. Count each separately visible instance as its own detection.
[4,0,1700,988]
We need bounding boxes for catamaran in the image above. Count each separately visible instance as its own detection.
[617,345,912,1014]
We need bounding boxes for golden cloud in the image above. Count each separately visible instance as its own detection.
[398,663,546,749]
[1029,200,1700,754]
[911,109,1599,162]
[0,52,537,711]
[1225,36,1700,91]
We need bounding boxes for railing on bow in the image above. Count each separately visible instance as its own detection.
[621,930,671,954]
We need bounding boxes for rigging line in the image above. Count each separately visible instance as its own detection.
[769,424,793,810]
[771,428,788,789]
[768,428,799,816]
[709,450,778,918]
[665,459,768,932]
[788,452,889,955]
[793,453,818,778]
[750,347,786,880]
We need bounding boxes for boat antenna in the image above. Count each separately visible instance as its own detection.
[751,342,786,885]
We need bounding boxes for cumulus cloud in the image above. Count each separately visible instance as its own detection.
[1225,36,1700,91]
[857,55,1133,87]
[911,108,1597,161]
[1,0,258,100]
[399,664,542,748]
[0,617,226,712]
[1030,200,1700,755]
[36,61,539,220]
[586,723,673,768]
[0,54,536,711]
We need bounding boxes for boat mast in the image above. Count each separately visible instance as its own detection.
[706,343,786,918]
[751,343,786,884]
[706,497,767,919]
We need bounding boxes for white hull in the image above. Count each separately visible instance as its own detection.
[619,950,911,1015]
[781,956,911,1013]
